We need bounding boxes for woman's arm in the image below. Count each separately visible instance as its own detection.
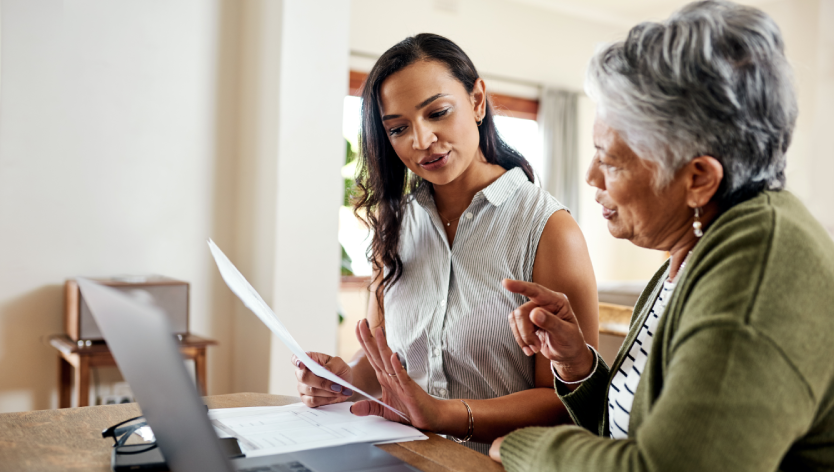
[351,211,598,441]
[533,210,599,349]
[435,212,599,440]
[427,353,572,441]
[352,322,572,442]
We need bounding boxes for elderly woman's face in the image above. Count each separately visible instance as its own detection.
[586,117,689,250]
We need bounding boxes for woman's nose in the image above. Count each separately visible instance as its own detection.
[585,158,604,189]
[412,122,436,150]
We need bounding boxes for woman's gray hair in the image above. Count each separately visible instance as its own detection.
[586,0,797,203]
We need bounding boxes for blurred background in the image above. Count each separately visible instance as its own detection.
[0,0,831,413]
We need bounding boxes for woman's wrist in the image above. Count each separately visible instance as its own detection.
[435,398,470,437]
[551,344,597,383]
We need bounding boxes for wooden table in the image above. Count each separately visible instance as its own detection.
[0,393,505,472]
[598,302,633,337]
[48,334,218,408]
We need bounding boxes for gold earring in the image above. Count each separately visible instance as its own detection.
[476,117,483,127]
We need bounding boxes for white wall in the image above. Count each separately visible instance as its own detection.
[233,0,348,396]
[350,0,627,93]
[0,0,234,412]
[759,0,834,234]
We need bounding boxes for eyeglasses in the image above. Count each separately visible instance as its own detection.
[101,415,158,454]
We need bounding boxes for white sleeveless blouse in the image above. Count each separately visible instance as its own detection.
[384,167,566,454]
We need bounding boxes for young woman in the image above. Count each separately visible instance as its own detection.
[293,33,598,454]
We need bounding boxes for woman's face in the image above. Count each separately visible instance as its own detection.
[378,60,484,186]
[586,117,691,250]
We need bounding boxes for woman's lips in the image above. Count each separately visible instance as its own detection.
[601,206,617,220]
[419,152,450,171]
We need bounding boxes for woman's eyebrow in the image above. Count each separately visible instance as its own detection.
[382,93,449,121]
[382,93,450,121]
[416,93,448,110]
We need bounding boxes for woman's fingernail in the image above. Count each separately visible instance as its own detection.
[295,360,301,368]
[522,346,531,356]
[364,319,370,329]
[382,327,386,337]
[342,388,353,396]
[330,384,343,392]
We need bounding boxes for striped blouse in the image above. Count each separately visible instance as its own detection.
[608,279,676,438]
[384,167,566,454]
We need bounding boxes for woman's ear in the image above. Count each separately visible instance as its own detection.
[686,155,724,208]
[471,78,487,120]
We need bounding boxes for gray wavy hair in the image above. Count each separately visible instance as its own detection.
[586,0,797,205]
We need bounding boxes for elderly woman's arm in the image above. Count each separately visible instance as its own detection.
[500,323,814,471]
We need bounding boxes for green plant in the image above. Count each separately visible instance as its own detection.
[344,140,358,207]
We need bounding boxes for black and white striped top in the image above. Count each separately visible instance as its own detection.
[384,167,565,454]
[608,279,676,439]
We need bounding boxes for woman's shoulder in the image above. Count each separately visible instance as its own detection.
[706,190,833,259]
[497,168,567,215]
[676,190,834,354]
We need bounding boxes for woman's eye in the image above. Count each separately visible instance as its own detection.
[597,156,616,170]
[388,126,406,137]
[429,108,449,119]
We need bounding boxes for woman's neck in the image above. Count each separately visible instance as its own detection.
[432,156,506,220]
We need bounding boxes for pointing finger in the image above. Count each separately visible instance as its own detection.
[503,279,564,309]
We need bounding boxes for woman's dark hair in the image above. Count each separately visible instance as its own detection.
[354,33,534,313]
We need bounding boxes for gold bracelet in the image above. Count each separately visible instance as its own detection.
[451,399,474,443]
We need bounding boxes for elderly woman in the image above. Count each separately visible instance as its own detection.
[492,1,834,470]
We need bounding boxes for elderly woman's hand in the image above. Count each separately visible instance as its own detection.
[503,279,595,382]
[489,436,504,463]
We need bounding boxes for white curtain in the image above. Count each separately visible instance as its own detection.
[538,88,579,213]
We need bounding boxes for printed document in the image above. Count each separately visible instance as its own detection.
[207,239,407,420]
[208,403,426,457]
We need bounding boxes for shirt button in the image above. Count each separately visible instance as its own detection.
[433,347,441,357]
[440,300,446,307]
[465,212,473,220]
[439,388,447,396]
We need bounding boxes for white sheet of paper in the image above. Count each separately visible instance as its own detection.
[207,239,407,420]
[208,403,426,457]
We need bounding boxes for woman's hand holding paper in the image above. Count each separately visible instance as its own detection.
[292,352,354,407]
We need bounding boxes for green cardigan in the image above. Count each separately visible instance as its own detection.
[500,191,834,471]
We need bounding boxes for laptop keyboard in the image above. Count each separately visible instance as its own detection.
[238,461,313,472]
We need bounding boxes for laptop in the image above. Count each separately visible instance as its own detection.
[76,277,419,472]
